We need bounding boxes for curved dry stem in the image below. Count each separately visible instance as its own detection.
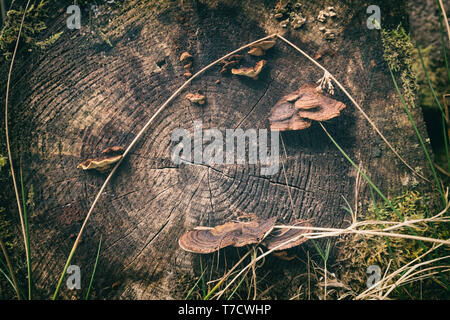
[438,0,450,43]
[52,33,278,299]
[276,34,429,182]
[4,0,32,300]
[355,244,443,299]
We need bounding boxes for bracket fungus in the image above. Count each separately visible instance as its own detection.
[269,84,346,131]
[231,60,266,80]
[262,220,312,251]
[77,146,124,173]
[248,40,276,56]
[179,215,277,254]
[219,54,243,74]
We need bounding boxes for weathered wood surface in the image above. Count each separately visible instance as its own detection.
[1,0,433,299]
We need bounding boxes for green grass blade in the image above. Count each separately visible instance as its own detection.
[311,240,327,262]
[85,235,102,300]
[416,46,450,170]
[417,46,446,115]
[319,122,402,218]
[227,269,249,300]
[0,266,16,294]
[321,122,430,252]
[200,258,207,298]
[389,68,446,205]
[0,241,22,300]
[185,267,207,300]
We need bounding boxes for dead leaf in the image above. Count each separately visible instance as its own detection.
[77,155,122,173]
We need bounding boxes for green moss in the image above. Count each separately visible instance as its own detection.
[0,156,6,169]
[381,25,418,105]
[0,0,62,59]
[336,190,449,299]
[35,31,63,50]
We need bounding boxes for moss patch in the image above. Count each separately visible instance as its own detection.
[335,190,449,299]
[0,0,63,60]
[381,25,417,105]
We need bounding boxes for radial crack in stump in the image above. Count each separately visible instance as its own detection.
[179,215,277,253]
[269,83,346,131]
[263,220,313,251]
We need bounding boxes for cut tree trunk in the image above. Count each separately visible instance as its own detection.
[2,0,434,299]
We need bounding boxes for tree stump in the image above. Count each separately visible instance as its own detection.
[1,0,433,299]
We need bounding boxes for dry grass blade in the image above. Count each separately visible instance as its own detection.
[0,240,21,300]
[438,0,450,43]
[355,244,444,299]
[276,34,429,182]
[52,33,278,299]
[4,0,33,300]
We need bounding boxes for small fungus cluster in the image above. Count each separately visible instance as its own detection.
[219,54,243,74]
[317,6,336,22]
[269,83,346,131]
[273,1,306,29]
[317,6,339,41]
[180,51,194,77]
[218,40,276,80]
[185,91,206,105]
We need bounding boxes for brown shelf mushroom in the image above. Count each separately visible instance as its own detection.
[231,60,266,80]
[219,54,243,74]
[269,102,311,131]
[263,219,312,251]
[269,83,346,131]
[248,40,276,56]
[179,215,277,254]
